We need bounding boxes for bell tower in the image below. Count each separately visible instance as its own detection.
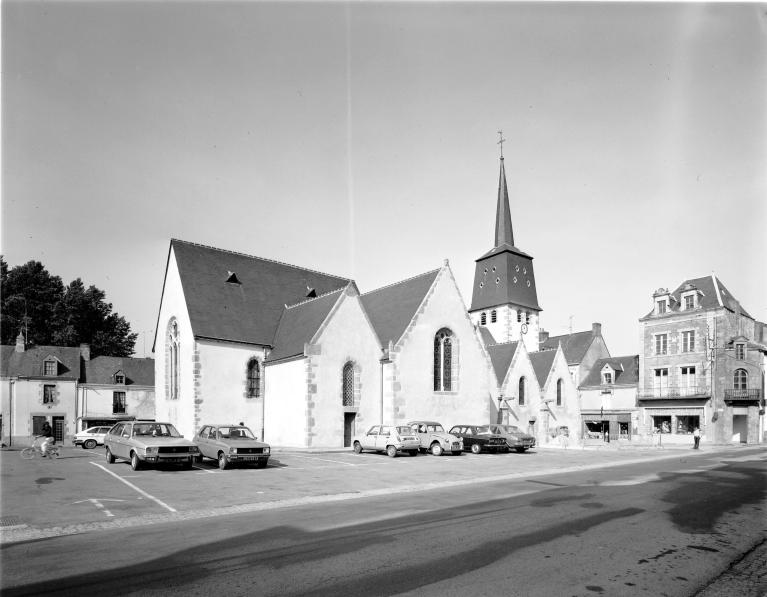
[469,134,542,352]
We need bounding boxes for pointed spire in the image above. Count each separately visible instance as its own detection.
[495,156,514,248]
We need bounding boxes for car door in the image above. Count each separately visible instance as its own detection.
[375,427,391,451]
[110,423,128,458]
[361,426,379,450]
[196,426,211,458]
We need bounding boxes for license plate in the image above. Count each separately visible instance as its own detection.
[240,456,260,461]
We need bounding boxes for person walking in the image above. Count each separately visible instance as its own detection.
[693,427,701,449]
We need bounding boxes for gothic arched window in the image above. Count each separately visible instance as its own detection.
[247,358,261,398]
[167,319,180,400]
[342,362,355,406]
[519,376,526,406]
[434,328,453,392]
[556,378,563,406]
[734,369,748,390]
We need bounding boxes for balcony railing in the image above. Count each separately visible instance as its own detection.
[723,388,762,402]
[637,385,710,400]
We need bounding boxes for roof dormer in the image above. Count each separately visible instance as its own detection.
[114,370,126,385]
[653,288,671,315]
[43,356,60,376]
[601,364,616,385]
[680,283,701,311]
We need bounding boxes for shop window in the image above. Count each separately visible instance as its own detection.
[652,415,671,434]
[676,415,699,435]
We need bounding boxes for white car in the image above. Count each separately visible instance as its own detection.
[73,426,113,449]
[352,425,421,457]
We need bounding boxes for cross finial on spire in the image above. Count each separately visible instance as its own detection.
[497,130,506,159]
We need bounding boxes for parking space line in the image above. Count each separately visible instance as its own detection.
[286,454,359,466]
[90,462,177,513]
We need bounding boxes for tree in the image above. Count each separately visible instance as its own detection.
[1,257,137,356]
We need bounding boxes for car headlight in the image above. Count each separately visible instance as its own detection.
[190,446,200,454]
[264,447,270,454]
[145,447,157,455]
[229,447,237,455]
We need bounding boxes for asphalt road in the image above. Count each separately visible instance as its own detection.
[1,445,765,596]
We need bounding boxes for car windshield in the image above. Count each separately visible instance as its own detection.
[133,423,182,438]
[219,426,256,440]
[395,426,413,435]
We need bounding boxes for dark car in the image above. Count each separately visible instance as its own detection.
[488,424,536,452]
[448,425,508,454]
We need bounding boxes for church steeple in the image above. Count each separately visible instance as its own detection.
[495,157,514,248]
[469,134,542,351]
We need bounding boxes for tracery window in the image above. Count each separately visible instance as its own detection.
[433,328,453,392]
[342,362,355,406]
[167,319,180,400]
[247,358,261,399]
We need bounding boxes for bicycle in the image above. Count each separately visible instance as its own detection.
[20,436,60,460]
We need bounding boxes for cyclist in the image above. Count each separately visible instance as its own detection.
[40,421,54,457]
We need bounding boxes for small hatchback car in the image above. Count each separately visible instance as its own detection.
[406,421,463,456]
[194,424,270,469]
[73,426,112,449]
[104,421,199,470]
[352,425,421,457]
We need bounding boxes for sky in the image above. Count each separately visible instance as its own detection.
[2,1,765,358]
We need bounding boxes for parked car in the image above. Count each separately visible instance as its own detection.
[73,425,112,449]
[406,421,463,456]
[194,424,270,469]
[448,425,508,454]
[104,421,199,471]
[488,424,536,452]
[352,425,421,457]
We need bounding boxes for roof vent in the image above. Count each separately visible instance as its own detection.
[305,287,317,298]
[225,271,241,284]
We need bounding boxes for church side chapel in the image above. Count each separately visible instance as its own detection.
[154,138,588,448]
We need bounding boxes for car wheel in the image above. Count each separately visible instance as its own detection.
[409,450,418,457]
[218,452,229,470]
[515,447,528,453]
[430,442,443,456]
[105,447,115,464]
[353,441,363,454]
[471,443,481,454]
[386,445,397,458]
[83,439,97,450]
[130,452,141,471]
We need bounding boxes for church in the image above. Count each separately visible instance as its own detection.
[153,153,581,448]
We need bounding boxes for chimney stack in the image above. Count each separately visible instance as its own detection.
[15,331,25,353]
[539,329,550,344]
[80,343,91,361]
[592,323,602,337]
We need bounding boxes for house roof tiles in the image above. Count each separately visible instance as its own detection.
[539,330,595,365]
[529,349,558,387]
[580,355,639,388]
[485,342,518,383]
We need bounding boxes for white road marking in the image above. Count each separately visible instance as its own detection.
[90,462,177,512]
[72,498,124,517]
[286,454,360,466]
[596,473,662,486]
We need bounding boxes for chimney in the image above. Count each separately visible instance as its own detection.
[80,343,91,361]
[15,331,25,353]
[592,323,602,337]
[539,329,549,344]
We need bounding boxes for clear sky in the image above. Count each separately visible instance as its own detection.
[3,2,765,358]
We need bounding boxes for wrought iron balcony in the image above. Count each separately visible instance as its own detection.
[637,385,710,400]
[723,388,762,402]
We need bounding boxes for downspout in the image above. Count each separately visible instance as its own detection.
[379,346,391,425]
[9,380,14,447]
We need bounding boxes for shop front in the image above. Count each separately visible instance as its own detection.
[581,411,633,442]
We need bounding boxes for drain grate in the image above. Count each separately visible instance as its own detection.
[0,516,23,528]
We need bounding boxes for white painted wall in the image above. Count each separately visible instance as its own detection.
[538,348,581,444]
[77,385,155,427]
[0,378,76,446]
[264,358,307,447]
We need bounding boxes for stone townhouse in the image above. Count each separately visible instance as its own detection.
[638,276,765,444]
[579,355,639,442]
[0,333,154,447]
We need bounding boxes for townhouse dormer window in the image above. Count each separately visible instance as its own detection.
[656,299,667,315]
[43,359,57,376]
[602,371,613,385]
[683,294,695,310]
[114,371,125,385]
[735,343,745,360]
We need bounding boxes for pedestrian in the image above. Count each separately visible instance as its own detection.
[693,427,700,449]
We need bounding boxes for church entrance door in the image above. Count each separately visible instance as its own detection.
[343,413,356,447]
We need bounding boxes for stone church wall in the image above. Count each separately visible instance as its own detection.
[264,359,307,447]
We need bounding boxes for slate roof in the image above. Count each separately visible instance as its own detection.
[169,239,351,346]
[267,288,346,363]
[0,345,82,379]
[84,356,155,386]
[360,269,440,347]
[539,331,595,365]
[529,349,558,387]
[485,342,518,383]
[580,355,639,388]
[477,326,496,347]
[641,275,753,320]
